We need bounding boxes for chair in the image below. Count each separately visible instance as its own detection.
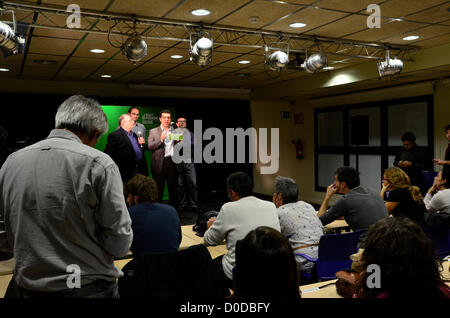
[421,171,438,191]
[420,215,450,259]
[296,230,364,283]
[118,244,229,299]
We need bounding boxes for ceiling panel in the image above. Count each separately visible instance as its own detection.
[318,0,385,13]
[108,0,182,18]
[42,0,113,11]
[217,1,300,29]
[380,0,448,18]
[406,2,450,24]
[264,7,348,33]
[344,20,424,42]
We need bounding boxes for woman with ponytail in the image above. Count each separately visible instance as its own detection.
[380,167,426,224]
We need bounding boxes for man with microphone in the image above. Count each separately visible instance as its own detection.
[148,110,178,208]
[128,106,146,147]
[104,114,149,184]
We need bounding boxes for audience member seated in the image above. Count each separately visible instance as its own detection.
[424,166,450,214]
[381,167,426,224]
[125,174,181,255]
[203,172,281,290]
[232,226,301,300]
[355,217,450,298]
[272,176,323,277]
[318,166,388,247]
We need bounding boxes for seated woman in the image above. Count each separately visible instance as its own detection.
[424,166,450,214]
[232,226,301,300]
[380,167,426,224]
[355,217,450,298]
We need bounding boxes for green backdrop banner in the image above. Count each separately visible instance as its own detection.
[96,105,176,201]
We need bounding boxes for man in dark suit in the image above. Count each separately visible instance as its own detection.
[105,114,149,183]
[148,110,178,208]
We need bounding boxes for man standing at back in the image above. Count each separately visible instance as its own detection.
[204,171,281,289]
[0,95,133,298]
[128,106,146,147]
[394,131,426,189]
[318,166,388,247]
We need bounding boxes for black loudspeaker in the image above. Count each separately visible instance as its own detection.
[350,115,369,145]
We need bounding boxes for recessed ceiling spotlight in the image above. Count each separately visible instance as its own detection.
[238,60,251,64]
[323,66,334,70]
[170,54,183,59]
[33,59,57,65]
[191,9,210,16]
[391,18,403,22]
[249,16,259,24]
[90,49,105,54]
[403,35,419,41]
[0,68,10,72]
[101,74,112,78]
[289,22,307,28]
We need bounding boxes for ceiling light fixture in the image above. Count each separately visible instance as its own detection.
[303,52,328,73]
[0,67,9,71]
[170,54,183,59]
[100,74,112,78]
[265,42,289,72]
[323,66,334,70]
[238,60,251,64]
[189,32,213,67]
[0,10,26,58]
[121,31,147,64]
[191,9,210,16]
[403,35,419,41]
[377,49,403,78]
[90,49,105,54]
[33,59,57,65]
[289,22,307,28]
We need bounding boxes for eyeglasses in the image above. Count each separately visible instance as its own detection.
[177,120,186,123]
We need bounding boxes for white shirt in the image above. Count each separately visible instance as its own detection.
[161,125,174,157]
[424,189,450,214]
[278,201,324,272]
[203,196,281,280]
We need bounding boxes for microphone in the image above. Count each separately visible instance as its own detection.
[137,131,143,148]
[170,121,177,130]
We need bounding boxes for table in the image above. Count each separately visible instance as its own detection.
[323,219,350,234]
[300,279,340,298]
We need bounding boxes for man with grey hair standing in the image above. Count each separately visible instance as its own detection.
[0,95,133,298]
[273,176,323,281]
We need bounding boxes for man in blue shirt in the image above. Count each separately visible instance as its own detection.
[125,174,181,255]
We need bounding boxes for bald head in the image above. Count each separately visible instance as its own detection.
[119,114,135,132]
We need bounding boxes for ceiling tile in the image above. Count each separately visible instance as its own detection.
[381,0,448,18]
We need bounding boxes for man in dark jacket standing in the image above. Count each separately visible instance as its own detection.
[105,114,149,183]
[394,131,426,189]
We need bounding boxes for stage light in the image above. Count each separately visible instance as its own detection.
[190,33,213,67]
[377,50,403,77]
[303,52,328,73]
[264,42,289,72]
[121,33,147,64]
[266,50,289,71]
[0,10,26,58]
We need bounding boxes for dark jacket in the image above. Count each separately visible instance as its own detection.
[118,244,229,299]
[104,128,148,182]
